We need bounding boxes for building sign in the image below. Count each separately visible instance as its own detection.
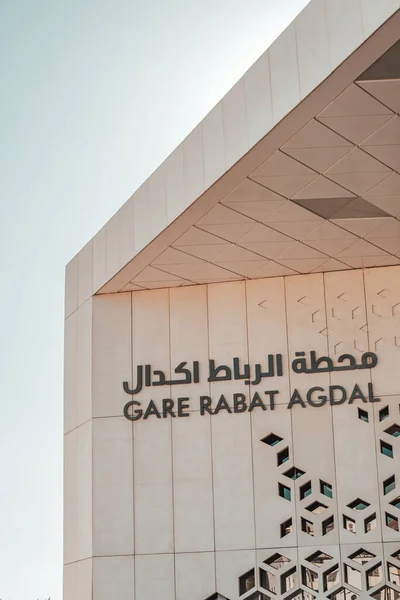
[122,351,380,421]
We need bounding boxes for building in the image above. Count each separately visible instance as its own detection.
[64,2,400,599]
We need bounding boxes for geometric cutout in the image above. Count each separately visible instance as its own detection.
[388,562,400,587]
[384,475,396,495]
[307,551,333,565]
[358,408,369,423]
[279,483,292,501]
[366,564,383,590]
[259,568,277,594]
[349,549,376,565]
[390,497,400,509]
[262,433,283,446]
[239,569,256,596]
[343,515,356,533]
[301,566,319,592]
[298,296,313,306]
[320,481,333,499]
[280,518,293,538]
[365,513,377,533]
[372,305,383,317]
[300,481,312,500]
[301,518,315,537]
[322,516,335,536]
[385,424,400,438]
[264,553,291,570]
[278,447,290,466]
[386,512,399,531]
[281,567,297,594]
[381,440,394,458]
[293,196,391,220]
[323,566,340,592]
[328,588,359,600]
[284,467,305,481]
[348,498,370,510]
[380,406,390,421]
[344,564,362,590]
[306,501,328,515]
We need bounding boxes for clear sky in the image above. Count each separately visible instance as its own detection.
[0,1,310,598]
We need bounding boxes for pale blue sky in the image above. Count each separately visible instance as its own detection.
[0,1,310,597]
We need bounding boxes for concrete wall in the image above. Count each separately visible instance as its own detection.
[64,265,400,599]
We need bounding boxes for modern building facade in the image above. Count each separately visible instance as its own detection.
[64,2,400,598]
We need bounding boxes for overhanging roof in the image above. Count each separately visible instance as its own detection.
[65,0,400,317]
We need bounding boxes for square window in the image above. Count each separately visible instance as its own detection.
[390,496,400,509]
[280,518,292,538]
[279,482,291,501]
[306,501,328,515]
[343,515,356,533]
[384,475,396,495]
[320,480,333,498]
[381,440,394,458]
[322,515,335,535]
[385,424,400,438]
[261,433,283,446]
[301,517,314,536]
[386,512,399,531]
[365,513,377,533]
[278,447,289,466]
[300,481,312,500]
[239,569,255,595]
[284,466,305,480]
[358,408,369,422]
[348,498,370,510]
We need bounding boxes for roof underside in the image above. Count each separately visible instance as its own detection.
[92,8,400,295]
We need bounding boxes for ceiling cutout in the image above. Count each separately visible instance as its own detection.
[357,40,400,81]
[292,197,391,220]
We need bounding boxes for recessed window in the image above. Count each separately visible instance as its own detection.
[329,587,360,600]
[281,567,296,594]
[358,408,369,423]
[279,482,291,501]
[379,406,389,421]
[384,475,396,495]
[349,549,376,565]
[345,564,362,590]
[277,447,289,466]
[320,480,333,498]
[365,513,377,533]
[301,517,314,536]
[388,563,400,586]
[390,496,400,509]
[284,466,305,480]
[239,569,255,595]
[381,440,394,458]
[370,588,388,600]
[301,566,319,591]
[322,515,334,536]
[265,553,291,570]
[323,566,340,592]
[348,498,370,510]
[385,424,400,438]
[300,481,312,500]
[386,512,399,531]
[280,518,292,538]
[343,515,356,533]
[259,568,276,593]
[307,551,333,566]
[367,564,382,590]
[306,501,328,515]
[261,433,283,446]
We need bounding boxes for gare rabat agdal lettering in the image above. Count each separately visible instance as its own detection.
[122,351,381,421]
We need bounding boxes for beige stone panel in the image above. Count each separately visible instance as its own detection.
[324,270,372,391]
[332,402,382,544]
[292,405,339,546]
[252,405,295,549]
[78,240,93,307]
[372,398,400,543]
[172,410,214,553]
[77,558,92,600]
[245,278,290,404]
[175,552,216,600]
[64,311,78,434]
[169,285,209,403]
[92,226,106,294]
[216,549,256,600]
[360,0,400,37]
[207,280,249,410]
[202,102,226,190]
[269,23,300,125]
[77,299,92,427]
[105,213,120,283]
[93,556,134,600]
[244,50,273,149]
[285,273,330,398]
[131,288,171,413]
[134,417,173,554]
[135,554,174,600]
[64,428,78,565]
[133,182,151,255]
[223,79,249,170]
[65,255,78,318]
[326,0,364,71]
[63,561,77,600]
[93,293,131,418]
[93,417,133,556]
[76,420,93,561]
[183,124,205,208]
[118,198,135,270]
[364,266,400,397]
[166,145,185,223]
[212,410,255,551]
